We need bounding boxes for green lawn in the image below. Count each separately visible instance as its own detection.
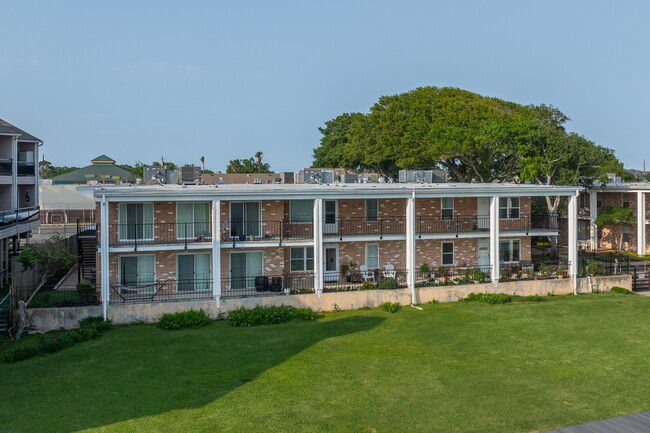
[1,293,650,433]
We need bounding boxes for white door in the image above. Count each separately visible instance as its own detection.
[323,200,338,234]
[477,198,490,230]
[478,239,490,269]
[323,245,339,282]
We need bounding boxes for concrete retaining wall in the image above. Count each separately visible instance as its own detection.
[25,275,632,331]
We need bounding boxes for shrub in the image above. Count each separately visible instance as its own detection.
[610,286,635,295]
[359,282,377,291]
[463,292,512,304]
[76,283,95,302]
[376,278,399,291]
[157,309,211,330]
[3,316,112,363]
[379,301,400,313]
[226,305,315,327]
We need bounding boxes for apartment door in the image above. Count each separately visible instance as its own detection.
[478,239,490,269]
[477,198,490,230]
[230,251,263,289]
[323,200,338,234]
[324,245,339,282]
[230,202,260,238]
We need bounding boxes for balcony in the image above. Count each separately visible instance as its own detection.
[324,217,406,239]
[0,161,11,176]
[220,220,313,245]
[416,215,552,237]
[17,161,35,177]
[0,206,39,227]
[108,222,211,248]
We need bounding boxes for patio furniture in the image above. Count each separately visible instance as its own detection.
[255,276,269,292]
[383,264,396,279]
[269,277,283,292]
[359,265,375,283]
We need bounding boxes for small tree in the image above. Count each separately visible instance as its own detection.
[595,205,636,251]
[16,234,79,291]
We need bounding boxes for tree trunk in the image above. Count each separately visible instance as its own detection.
[14,300,26,341]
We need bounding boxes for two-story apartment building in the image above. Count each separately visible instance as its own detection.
[579,183,650,255]
[0,119,41,284]
[93,182,581,318]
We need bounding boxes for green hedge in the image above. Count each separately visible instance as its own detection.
[462,293,543,304]
[379,302,400,313]
[3,316,112,363]
[226,305,315,327]
[610,286,635,295]
[157,309,211,330]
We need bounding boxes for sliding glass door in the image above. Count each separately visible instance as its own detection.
[230,202,261,238]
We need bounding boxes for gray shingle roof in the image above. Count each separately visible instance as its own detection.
[0,119,42,142]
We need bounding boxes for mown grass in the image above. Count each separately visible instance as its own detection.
[1,292,649,433]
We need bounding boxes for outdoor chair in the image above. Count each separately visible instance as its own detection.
[359,265,375,283]
[269,277,283,292]
[255,276,269,292]
[383,264,396,279]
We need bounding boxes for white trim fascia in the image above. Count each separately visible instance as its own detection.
[222,240,314,248]
[109,243,213,253]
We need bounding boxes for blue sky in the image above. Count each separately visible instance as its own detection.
[1,1,648,173]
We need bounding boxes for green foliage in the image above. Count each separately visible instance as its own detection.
[27,289,94,308]
[3,316,112,363]
[227,151,271,173]
[226,305,315,327]
[462,292,543,304]
[585,260,605,275]
[157,309,211,330]
[379,301,400,313]
[359,282,377,290]
[16,234,78,286]
[76,283,95,302]
[595,205,636,226]
[419,263,430,274]
[38,160,79,178]
[376,278,399,290]
[610,286,635,295]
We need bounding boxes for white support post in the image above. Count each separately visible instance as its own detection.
[11,137,17,209]
[313,199,323,296]
[34,143,39,207]
[568,192,578,279]
[100,195,110,320]
[637,192,646,256]
[589,190,598,251]
[489,196,500,285]
[212,200,221,308]
[406,193,416,302]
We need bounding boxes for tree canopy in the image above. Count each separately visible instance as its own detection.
[312,87,631,188]
[227,151,272,173]
[39,160,78,178]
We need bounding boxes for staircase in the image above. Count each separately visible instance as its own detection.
[0,293,10,334]
[78,229,97,280]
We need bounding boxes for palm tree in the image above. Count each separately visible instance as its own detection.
[200,156,205,172]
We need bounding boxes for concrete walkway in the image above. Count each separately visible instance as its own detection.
[545,411,650,432]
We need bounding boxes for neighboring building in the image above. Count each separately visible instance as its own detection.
[50,155,133,185]
[578,183,650,254]
[39,184,95,224]
[92,182,581,317]
[0,119,42,284]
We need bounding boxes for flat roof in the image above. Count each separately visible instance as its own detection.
[87,182,582,201]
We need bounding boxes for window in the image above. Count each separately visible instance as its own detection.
[623,193,630,209]
[499,240,520,262]
[291,247,314,272]
[579,193,586,209]
[365,244,379,269]
[177,202,210,239]
[230,251,263,289]
[230,202,260,237]
[118,203,153,241]
[177,253,211,291]
[596,193,602,210]
[623,226,630,244]
[597,226,603,240]
[120,255,155,293]
[365,199,378,222]
[441,242,454,266]
[441,197,454,220]
[290,200,313,223]
[499,197,520,219]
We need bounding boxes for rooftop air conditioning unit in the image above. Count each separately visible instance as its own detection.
[144,166,167,184]
[398,169,448,183]
[341,174,361,183]
[281,172,295,184]
[179,166,201,184]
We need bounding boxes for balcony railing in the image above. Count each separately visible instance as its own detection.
[0,161,11,176]
[17,161,35,177]
[220,220,313,245]
[0,206,39,227]
[325,217,406,239]
[109,278,214,303]
[416,215,551,237]
[109,222,211,248]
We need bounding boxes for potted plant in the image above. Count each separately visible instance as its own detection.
[419,263,430,278]
[556,266,566,279]
[341,264,350,281]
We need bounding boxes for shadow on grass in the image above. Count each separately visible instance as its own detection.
[0,315,384,433]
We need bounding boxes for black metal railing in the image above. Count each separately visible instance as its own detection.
[17,161,35,176]
[0,206,39,227]
[221,273,315,297]
[325,217,406,239]
[109,278,214,303]
[109,222,211,248]
[0,161,11,176]
[323,268,409,292]
[416,215,551,237]
[220,220,313,245]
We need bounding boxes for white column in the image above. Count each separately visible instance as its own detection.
[34,143,39,208]
[568,192,578,278]
[489,196,500,284]
[100,195,110,320]
[406,193,416,301]
[212,200,221,307]
[589,190,598,250]
[11,137,17,209]
[637,192,646,256]
[313,199,323,296]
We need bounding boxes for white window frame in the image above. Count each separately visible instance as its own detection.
[290,246,314,273]
[622,193,630,209]
[290,200,314,223]
[365,199,379,222]
[499,197,520,220]
[499,239,521,263]
[441,197,454,220]
[118,202,154,241]
[176,252,212,292]
[441,241,454,266]
[118,254,156,293]
[365,244,379,269]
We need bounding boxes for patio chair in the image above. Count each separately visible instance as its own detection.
[359,265,375,283]
[269,277,283,292]
[383,264,396,279]
[255,276,269,292]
